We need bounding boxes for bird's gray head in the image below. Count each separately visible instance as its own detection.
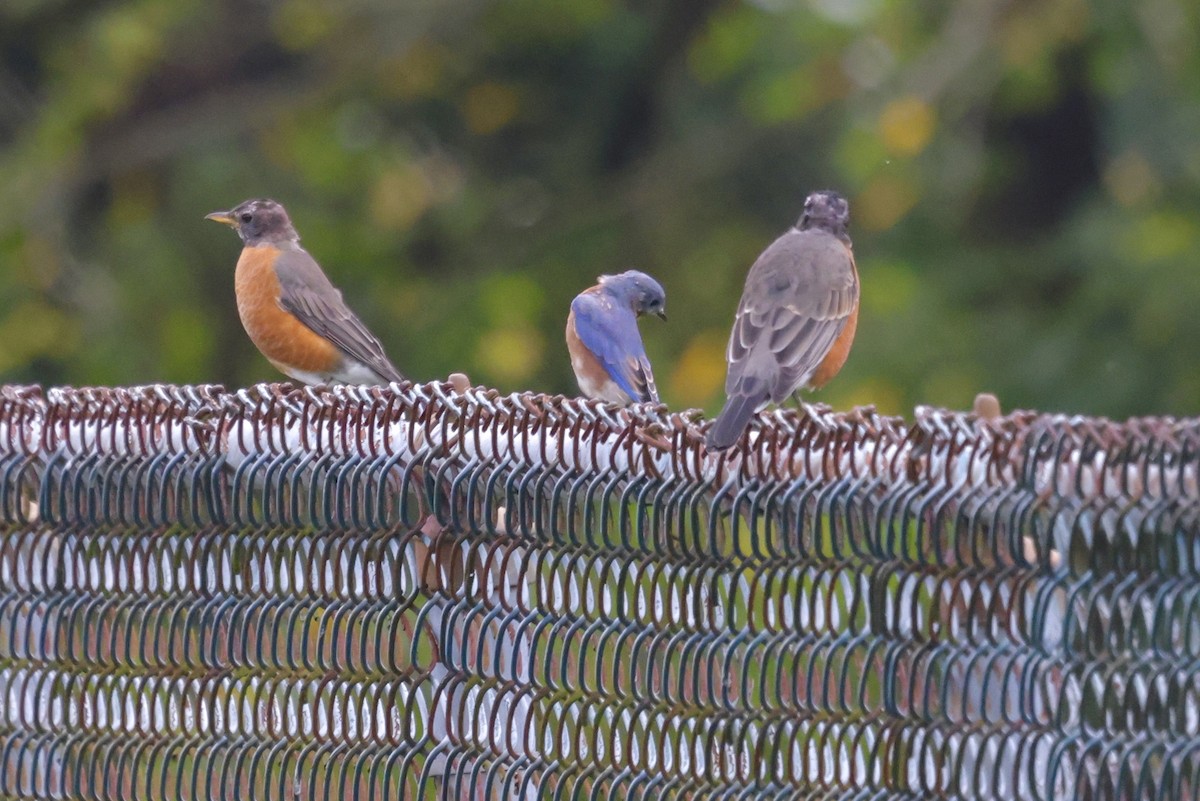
[206,198,300,246]
[598,270,667,320]
[798,191,850,243]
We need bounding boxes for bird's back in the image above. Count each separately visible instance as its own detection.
[726,228,855,397]
[707,225,858,450]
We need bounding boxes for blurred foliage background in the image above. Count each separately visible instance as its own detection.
[1,0,1198,418]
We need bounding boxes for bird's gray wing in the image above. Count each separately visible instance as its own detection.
[725,229,858,402]
[272,248,406,383]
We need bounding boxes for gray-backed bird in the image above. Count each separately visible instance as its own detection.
[706,191,859,450]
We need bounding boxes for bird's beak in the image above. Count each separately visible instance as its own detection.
[205,211,236,226]
[655,309,668,321]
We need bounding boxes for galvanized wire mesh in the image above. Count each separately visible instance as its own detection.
[0,381,1197,800]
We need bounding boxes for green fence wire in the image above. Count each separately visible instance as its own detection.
[0,382,1197,800]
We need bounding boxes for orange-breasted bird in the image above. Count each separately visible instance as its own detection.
[206,198,405,385]
[706,191,859,451]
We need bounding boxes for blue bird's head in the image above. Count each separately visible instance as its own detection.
[598,270,667,320]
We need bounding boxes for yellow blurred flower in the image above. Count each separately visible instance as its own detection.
[878,96,935,157]
[669,330,728,410]
[476,325,545,386]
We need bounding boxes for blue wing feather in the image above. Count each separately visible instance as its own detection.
[571,293,658,403]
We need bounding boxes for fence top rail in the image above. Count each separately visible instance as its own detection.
[0,381,1196,500]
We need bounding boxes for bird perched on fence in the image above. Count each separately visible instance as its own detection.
[206,198,405,386]
[566,270,667,406]
[706,191,859,451]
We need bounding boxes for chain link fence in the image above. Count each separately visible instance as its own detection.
[0,382,1197,800]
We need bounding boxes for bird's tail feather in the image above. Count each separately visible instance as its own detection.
[706,391,762,451]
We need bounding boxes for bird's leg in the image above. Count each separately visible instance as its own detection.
[790,392,811,418]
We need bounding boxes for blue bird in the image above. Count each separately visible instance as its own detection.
[566,270,667,405]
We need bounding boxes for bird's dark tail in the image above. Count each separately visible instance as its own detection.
[706,391,762,451]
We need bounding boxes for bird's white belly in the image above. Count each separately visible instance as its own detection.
[282,367,331,385]
[577,373,629,405]
[569,343,631,405]
[333,360,393,385]
[280,359,389,386]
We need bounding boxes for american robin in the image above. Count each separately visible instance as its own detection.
[566,269,667,405]
[706,190,859,450]
[206,198,405,385]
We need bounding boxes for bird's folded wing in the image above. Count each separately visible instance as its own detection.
[726,236,858,401]
[572,295,658,403]
[272,249,406,383]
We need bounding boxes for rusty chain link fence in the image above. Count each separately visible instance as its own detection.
[0,381,1197,800]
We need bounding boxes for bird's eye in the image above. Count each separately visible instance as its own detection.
[240,212,253,223]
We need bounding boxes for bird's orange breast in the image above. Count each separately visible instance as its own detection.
[566,308,620,400]
[810,303,858,389]
[235,245,340,373]
[809,253,860,390]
